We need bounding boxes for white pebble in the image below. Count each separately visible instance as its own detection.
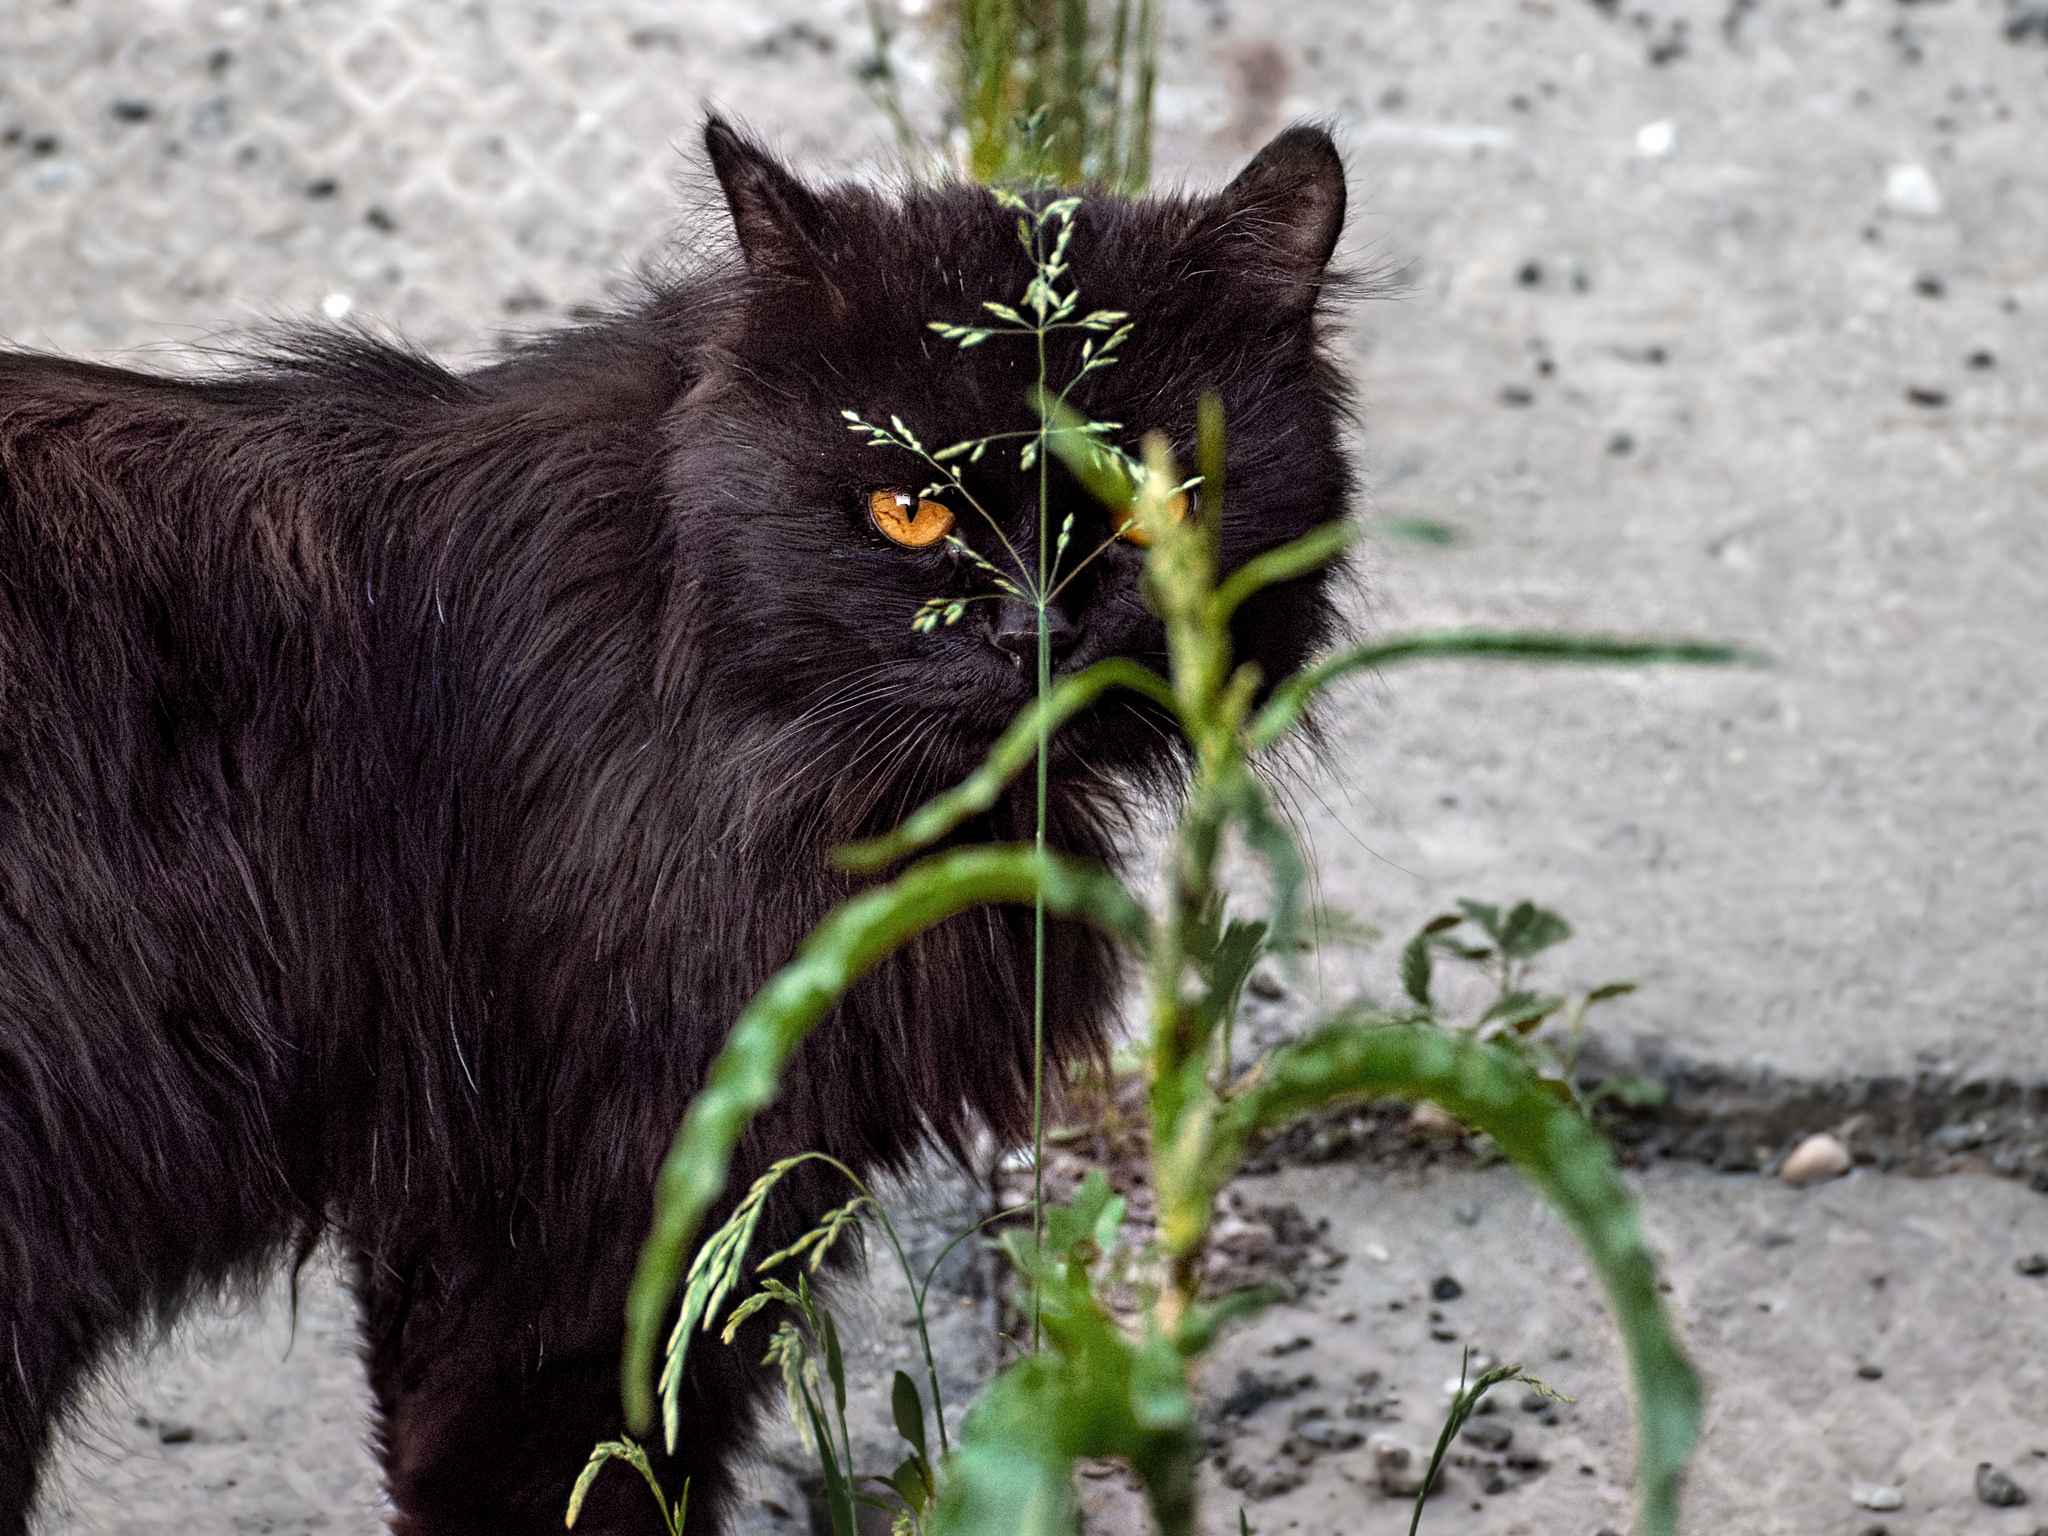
[1406,1103,1463,1140]
[1780,1133,1851,1188]
[320,293,354,321]
[1635,119,1675,157]
[1368,1434,1431,1496]
[1851,1483,1904,1511]
[1884,163,1943,217]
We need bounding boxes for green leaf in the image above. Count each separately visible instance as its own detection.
[1590,1074,1668,1108]
[821,1307,847,1417]
[1400,931,1434,1008]
[1214,1022,1702,1536]
[1497,901,1572,960]
[1455,900,1502,941]
[1480,990,1565,1034]
[1587,981,1638,1004]
[1213,520,1360,621]
[1044,1167,1124,1263]
[802,1379,857,1536]
[835,658,1176,871]
[892,1370,928,1461]
[1379,515,1458,545]
[1250,629,1754,752]
[888,1457,932,1510]
[623,846,1152,1434]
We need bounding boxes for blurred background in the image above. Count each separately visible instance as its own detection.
[5,2,2045,1533]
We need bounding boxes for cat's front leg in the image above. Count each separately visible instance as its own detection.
[352,1222,769,1536]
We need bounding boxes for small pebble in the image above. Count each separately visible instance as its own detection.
[1966,348,1996,369]
[1905,386,1949,409]
[1463,1420,1513,1453]
[2015,1253,2048,1277]
[1780,1133,1851,1188]
[1913,271,1945,298]
[1247,970,1286,1001]
[1406,1104,1464,1141]
[1858,1364,1884,1380]
[1978,1464,2030,1507]
[1294,1419,1363,1451]
[1520,1390,1550,1413]
[1851,1483,1904,1511]
[1368,1434,1432,1496]
[1432,1275,1463,1301]
[1607,430,1635,456]
[156,1420,194,1444]
[1499,383,1534,407]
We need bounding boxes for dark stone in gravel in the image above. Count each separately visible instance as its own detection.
[1220,1368,1315,1419]
[1463,1419,1513,1453]
[1504,1450,1548,1474]
[1967,348,1996,369]
[1858,1364,1884,1379]
[1500,384,1534,406]
[1906,386,1949,408]
[1252,1463,1306,1498]
[1294,1420,1363,1451]
[156,1420,194,1444]
[1520,1390,1551,1413]
[2015,1253,2048,1276]
[1978,1463,2030,1507]
[1432,1275,1463,1301]
[111,99,154,122]
[1247,970,1287,1001]
[1430,1325,1460,1341]
[1914,271,1945,298]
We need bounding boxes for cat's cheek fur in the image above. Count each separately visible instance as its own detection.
[0,118,1351,1535]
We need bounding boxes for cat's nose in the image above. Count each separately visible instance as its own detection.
[990,598,1079,669]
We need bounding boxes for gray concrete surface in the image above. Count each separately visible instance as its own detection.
[6,0,2047,1532]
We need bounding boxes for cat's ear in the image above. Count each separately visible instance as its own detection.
[1197,125,1347,318]
[704,116,840,294]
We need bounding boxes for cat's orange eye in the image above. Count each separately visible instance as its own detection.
[1115,490,1191,548]
[870,489,956,548]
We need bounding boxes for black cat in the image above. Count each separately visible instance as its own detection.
[0,119,1350,1533]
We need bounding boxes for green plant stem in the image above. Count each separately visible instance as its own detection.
[1029,300,1054,1353]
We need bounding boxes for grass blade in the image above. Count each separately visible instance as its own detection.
[1217,1020,1702,1536]
[1250,630,1756,751]
[836,657,1177,871]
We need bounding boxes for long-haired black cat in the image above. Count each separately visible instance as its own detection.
[0,118,1349,1533]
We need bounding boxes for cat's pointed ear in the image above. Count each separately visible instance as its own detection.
[1199,125,1347,317]
[704,116,837,286]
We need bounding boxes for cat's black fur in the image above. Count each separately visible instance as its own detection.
[0,120,1350,1533]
